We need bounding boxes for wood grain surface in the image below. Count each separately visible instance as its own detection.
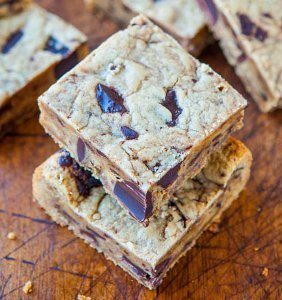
[0,0,282,299]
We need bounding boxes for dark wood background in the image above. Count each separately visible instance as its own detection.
[0,0,281,299]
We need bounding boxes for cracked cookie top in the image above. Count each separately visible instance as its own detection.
[0,4,87,106]
[210,0,282,104]
[39,15,246,187]
[123,0,206,39]
[42,138,252,265]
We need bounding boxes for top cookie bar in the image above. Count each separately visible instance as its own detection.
[85,0,211,56]
[39,15,247,224]
[199,0,282,112]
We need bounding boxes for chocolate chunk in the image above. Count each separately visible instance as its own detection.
[2,30,23,54]
[254,27,268,42]
[58,152,73,167]
[121,126,139,140]
[96,84,128,114]
[162,90,182,127]
[44,36,70,56]
[238,14,255,36]
[158,162,181,188]
[198,0,218,25]
[77,138,85,162]
[72,162,102,196]
[114,181,153,222]
[122,256,150,279]
[55,51,79,79]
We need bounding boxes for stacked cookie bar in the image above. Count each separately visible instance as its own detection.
[85,0,212,56]
[34,16,251,289]
[0,3,88,137]
[198,0,282,112]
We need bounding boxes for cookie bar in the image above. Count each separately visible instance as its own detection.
[198,0,282,112]
[85,0,211,56]
[0,4,88,137]
[39,15,247,224]
[0,0,31,17]
[33,137,252,289]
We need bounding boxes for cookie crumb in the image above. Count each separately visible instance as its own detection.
[208,223,220,233]
[23,280,33,294]
[254,247,259,251]
[77,295,91,300]
[7,232,16,240]
[262,267,268,277]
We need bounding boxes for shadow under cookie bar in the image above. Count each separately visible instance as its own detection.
[84,0,212,56]
[0,4,88,137]
[33,137,252,289]
[198,0,282,112]
[0,0,31,17]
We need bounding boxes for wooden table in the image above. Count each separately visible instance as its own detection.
[0,0,282,299]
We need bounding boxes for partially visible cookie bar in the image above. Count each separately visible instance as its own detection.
[0,0,31,18]
[198,0,282,112]
[33,137,252,289]
[85,0,212,56]
[39,15,247,224]
[0,4,88,137]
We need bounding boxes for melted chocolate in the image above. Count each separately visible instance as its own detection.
[158,162,181,188]
[114,181,153,223]
[96,84,128,114]
[162,90,182,127]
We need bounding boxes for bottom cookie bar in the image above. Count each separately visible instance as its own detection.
[33,138,252,289]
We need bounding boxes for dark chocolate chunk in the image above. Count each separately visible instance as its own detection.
[58,152,73,167]
[122,256,150,279]
[77,138,85,162]
[254,27,268,42]
[162,90,182,127]
[198,0,218,25]
[2,30,23,54]
[114,181,153,223]
[238,14,255,36]
[121,126,139,140]
[54,51,79,79]
[96,84,127,114]
[44,36,70,56]
[158,162,181,188]
[72,162,102,196]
